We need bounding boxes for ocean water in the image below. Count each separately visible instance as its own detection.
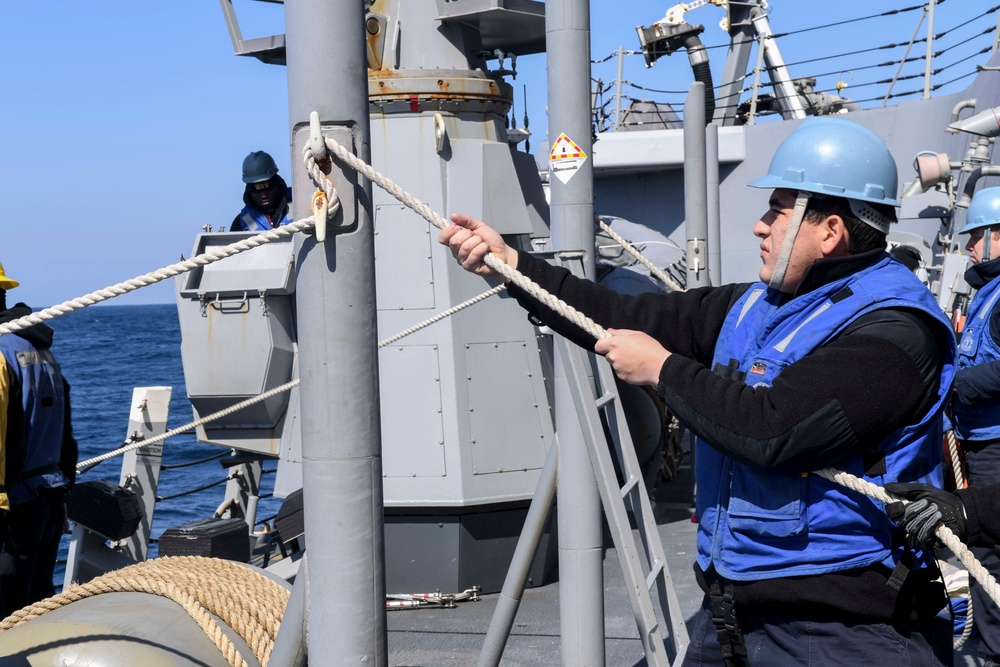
[45,303,284,585]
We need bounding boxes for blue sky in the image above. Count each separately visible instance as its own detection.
[2,1,995,307]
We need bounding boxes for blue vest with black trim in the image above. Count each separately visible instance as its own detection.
[237,195,293,231]
[0,334,69,505]
[952,275,1000,441]
[696,255,955,581]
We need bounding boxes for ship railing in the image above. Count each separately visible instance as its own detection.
[590,3,996,130]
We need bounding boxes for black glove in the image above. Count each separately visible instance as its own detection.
[885,482,967,546]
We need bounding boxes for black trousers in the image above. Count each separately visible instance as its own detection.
[0,492,65,616]
[966,443,1000,662]
[683,595,953,667]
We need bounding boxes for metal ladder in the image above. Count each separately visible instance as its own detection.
[556,336,690,665]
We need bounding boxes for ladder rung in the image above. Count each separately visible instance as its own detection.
[645,561,664,591]
[620,476,639,498]
[595,391,615,409]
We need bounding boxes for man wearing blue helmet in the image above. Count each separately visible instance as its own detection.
[230,150,294,232]
[440,116,956,665]
[889,186,1000,664]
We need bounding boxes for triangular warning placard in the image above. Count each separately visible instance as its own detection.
[550,132,587,160]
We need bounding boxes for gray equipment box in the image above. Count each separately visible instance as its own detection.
[175,233,298,456]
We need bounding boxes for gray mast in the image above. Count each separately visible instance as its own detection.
[285,0,386,663]
[547,0,604,662]
[685,82,709,289]
[713,2,757,125]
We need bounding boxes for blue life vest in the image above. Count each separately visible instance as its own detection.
[236,192,293,232]
[0,334,69,505]
[952,276,1000,441]
[696,255,955,581]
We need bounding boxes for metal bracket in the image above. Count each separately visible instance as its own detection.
[259,289,270,317]
[210,292,251,314]
[218,0,287,65]
[292,122,359,236]
[434,112,449,155]
[686,239,706,279]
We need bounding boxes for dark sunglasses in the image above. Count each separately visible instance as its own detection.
[252,180,280,192]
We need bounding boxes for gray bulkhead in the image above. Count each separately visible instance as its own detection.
[176,0,556,593]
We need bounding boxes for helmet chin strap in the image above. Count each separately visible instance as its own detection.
[768,192,811,290]
[986,229,993,263]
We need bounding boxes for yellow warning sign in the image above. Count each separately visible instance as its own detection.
[549,133,587,161]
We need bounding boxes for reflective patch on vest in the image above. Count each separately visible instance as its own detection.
[242,213,258,231]
[15,349,54,367]
[773,302,832,353]
[736,289,765,328]
[979,289,1000,321]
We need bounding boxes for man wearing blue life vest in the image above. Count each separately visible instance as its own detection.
[440,117,956,665]
[0,263,77,615]
[900,186,1000,664]
[229,150,293,232]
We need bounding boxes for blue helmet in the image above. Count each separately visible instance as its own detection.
[748,117,900,210]
[959,187,1000,234]
[242,150,280,184]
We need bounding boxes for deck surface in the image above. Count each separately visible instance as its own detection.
[386,459,702,666]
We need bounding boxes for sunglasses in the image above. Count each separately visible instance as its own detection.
[252,180,279,192]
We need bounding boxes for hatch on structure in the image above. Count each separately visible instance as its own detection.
[175,233,299,457]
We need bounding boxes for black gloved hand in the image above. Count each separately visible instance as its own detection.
[884,482,967,547]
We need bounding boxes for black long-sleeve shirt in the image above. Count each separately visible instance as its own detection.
[508,248,950,621]
[957,483,1000,548]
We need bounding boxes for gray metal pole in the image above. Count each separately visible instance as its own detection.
[477,442,559,667]
[713,2,757,125]
[924,0,936,99]
[270,555,308,667]
[285,1,386,664]
[706,123,721,287]
[547,0,604,662]
[684,83,709,289]
[750,9,806,119]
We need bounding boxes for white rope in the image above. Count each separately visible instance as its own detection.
[311,138,1000,618]
[956,594,973,649]
[305,136,1000,635]
[76,380,301,470]
[76,284,505,471]
[811,467,1000,608]
[0,219,319,338]
[947,429,966,489]
[377,285,506,347]
[314,139,610,342]
[596,219,685,293]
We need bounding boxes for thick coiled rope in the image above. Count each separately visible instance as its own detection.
[0,556,290,667]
